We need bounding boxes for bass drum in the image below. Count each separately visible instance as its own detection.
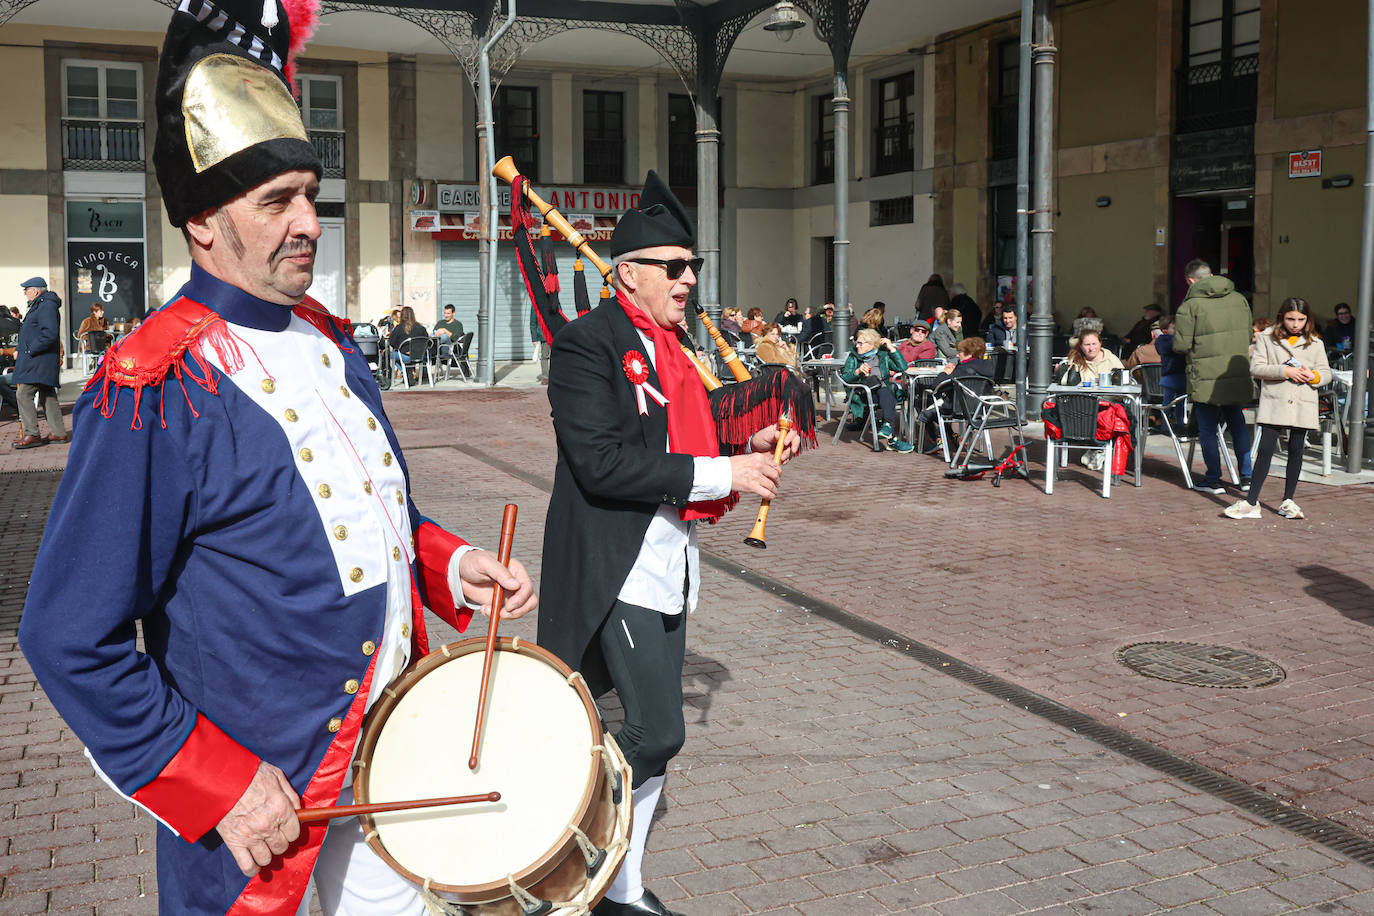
[353,636,631,915]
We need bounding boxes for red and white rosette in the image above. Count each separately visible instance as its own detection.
[622,349,668,416]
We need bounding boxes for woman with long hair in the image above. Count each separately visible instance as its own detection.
[387,305,429,386]
[1057,330,1124,384]
[755,322,800,369]
[1225,298,1330,520]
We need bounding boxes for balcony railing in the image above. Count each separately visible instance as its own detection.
[62,119,144,171]
[309,128,345,179]
[1176,53,1259,134]
[873,118,914,175]
[582,136,624,185]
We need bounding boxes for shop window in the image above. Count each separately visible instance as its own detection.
[812,94,835,185]
[298,75,344,178]
[583,90,624,184]
[873,72,914,176]
[62,60,143,170]
[1177,0,1259,133]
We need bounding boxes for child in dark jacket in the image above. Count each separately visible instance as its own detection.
[1152,315,1185,423]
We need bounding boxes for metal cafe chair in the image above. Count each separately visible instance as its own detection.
[1044,391,1115,498]
[1131,363,1194,488]
[395,336,436,389]
[947,376,1026,475]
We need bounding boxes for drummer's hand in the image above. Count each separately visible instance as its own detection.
[749,424,803,465]
[216,761,300,877]
[458,550,538,620]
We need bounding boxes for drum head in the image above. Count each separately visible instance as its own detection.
[364,646,596,890]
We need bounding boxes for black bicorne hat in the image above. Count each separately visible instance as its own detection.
[155,0,322,227]
[609,170,696,257]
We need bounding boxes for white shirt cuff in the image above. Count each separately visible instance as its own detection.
[690,455,734,501]
[445,544,485,611]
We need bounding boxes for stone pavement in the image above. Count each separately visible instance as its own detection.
[3,382,1374,914]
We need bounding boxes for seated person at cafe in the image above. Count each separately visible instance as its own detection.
[77,304,112,354]
[1123,321,1162,369]
[387,305,429,385]
[774,297,803,333]
[801,302,834,349]
[755,322,800,369]
[1324,302,1354,355]
[1153,315,1186,422]
[915,336,994,452]
[985,305,1019,349]
[898,320,937,363]
[841,328,913,452]
[1056,330,1124,385]
[931,308,964,361]
[856,306,888,339]
[719,306,745,343]
[740,307,767,341]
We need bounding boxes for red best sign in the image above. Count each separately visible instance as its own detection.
[1288,150,1322,178]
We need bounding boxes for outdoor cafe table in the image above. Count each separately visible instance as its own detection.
[1045,382,1145,487]
[800,357,843,421]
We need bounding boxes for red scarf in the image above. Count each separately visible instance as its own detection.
[618,292,735,521]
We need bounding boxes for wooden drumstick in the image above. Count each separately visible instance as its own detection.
[469,503,519,770]
[296,791,501,825]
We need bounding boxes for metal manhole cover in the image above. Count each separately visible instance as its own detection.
[1115,642,1286,689]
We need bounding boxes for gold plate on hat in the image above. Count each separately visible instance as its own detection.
[183,54,309,174]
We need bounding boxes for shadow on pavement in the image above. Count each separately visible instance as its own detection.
[1298,563,1374,624]
[682,649,731,724]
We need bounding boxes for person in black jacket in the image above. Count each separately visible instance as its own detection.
[386,306,428,385]
[915,336,995,452]
[540,172,797,916]
[13,277,66,448]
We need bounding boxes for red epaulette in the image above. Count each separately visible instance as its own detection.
[293,295,354,349]
[86,296,247,430]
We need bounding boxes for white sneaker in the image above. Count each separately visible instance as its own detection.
[1277,499,1305,519]
[1079,450,1105,471]
[1223,500,1262,519]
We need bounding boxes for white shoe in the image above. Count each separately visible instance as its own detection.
[1223,500,1261,519]
[1079,450,1105,471]
[1277,499,1305,519]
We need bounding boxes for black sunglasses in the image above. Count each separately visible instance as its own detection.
[628,257,704,280]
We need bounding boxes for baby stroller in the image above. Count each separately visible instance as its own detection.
[352,322,391,391]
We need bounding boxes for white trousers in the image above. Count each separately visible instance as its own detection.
[295,785,428,916]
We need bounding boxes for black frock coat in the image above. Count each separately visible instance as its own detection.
[538,299,710,696]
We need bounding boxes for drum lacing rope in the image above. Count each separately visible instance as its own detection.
[566,671,585,688]
[567,823,605,876]
[440,643,453,658]
[506,875,552,916]
[511,636,523,650]
[417,878,470,916]
[590,744,622,805]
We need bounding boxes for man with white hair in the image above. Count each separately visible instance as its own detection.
[539,171,799,916]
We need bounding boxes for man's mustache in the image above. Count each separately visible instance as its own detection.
[273,239,317,260]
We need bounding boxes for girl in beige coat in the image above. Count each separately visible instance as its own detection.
[1225,297,1330,520]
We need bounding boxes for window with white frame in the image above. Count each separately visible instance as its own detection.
[62,60,143,168]
[297,75,344,177]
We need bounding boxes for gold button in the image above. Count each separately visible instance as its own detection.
[361,640,376,656]
[401,623,410,638]
[383,452,393,466]
[318,484,331,499]
[261,379,275,394]
[343,678,359,695]
[340,385,350,398]
[363,481,373,495]
[367,418,377,431]
[334,525,348,541]
[327,717,342,733]
[392,547,401,561]
[300,447,313,462]
[321,354,331,368]
[349,567,363,582]
[285,409,298,422]
[396,491,403,505]
[409,535,415,550]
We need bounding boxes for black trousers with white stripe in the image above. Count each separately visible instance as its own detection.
[597,600,686,790]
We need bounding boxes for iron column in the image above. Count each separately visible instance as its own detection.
[1346,0,1374,470]
[475,1,515,386]
[1014,0,1032,418]
[1028,0,1057,408]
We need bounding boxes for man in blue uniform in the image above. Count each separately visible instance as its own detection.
[18,2,535,914]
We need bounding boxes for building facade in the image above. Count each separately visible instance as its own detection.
[0,0,1364,365]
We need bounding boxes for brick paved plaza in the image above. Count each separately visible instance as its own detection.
[3,382,1374,914]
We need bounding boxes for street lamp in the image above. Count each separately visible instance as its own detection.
[763,1,806,42]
